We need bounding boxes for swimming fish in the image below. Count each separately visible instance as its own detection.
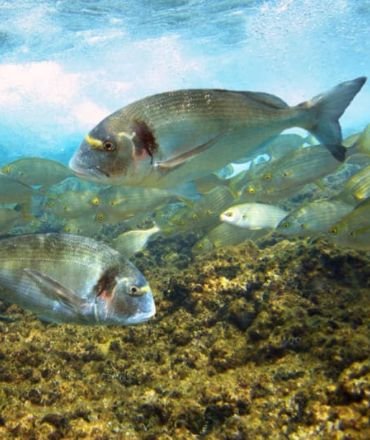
[329,198,370,239]
[336,164,370,205]
[44,189,101,219]
[98,186,181,222]
[0,233,155,325]
[0,173,34,205]
[69,77,366,188]
[192,222,269,255]
[220,203,288,229]
[1,158,73,188]
[241,143,346,202]
[111,225,160,257]
[276,199,353,236]
[157,186,235,233]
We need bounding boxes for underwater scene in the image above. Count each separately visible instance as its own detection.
[0,0,370,438]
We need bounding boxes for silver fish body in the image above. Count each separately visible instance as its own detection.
[1,158,73,188]
[69,78,366,188]
[220,202,288,229]
[0,233,155,325]
[277,199,353,236]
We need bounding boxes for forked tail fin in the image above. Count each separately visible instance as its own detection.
[299,76,366,145]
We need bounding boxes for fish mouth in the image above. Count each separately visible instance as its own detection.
[69,156,111,180]
[124,295,156,325]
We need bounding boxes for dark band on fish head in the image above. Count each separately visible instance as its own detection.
[95,266,120,300]
[131,120,158,163]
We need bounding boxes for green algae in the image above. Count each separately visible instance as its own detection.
[0,238,369,439]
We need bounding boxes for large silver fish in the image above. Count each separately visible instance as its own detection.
[69,77,366,188]
[0,234,155,325]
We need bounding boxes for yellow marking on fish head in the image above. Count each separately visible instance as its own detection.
[1,165,11,174]
[85,134,104,150]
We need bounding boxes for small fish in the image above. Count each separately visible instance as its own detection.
[347,124,370,156]
[192,222,269,255]
[112,225,160,257]
[336,164,370,205]
[157,186,236,233]
[1,158,73,188]
[329,198,370,240]
[276,199,353,236]
[99,186,181,222]
[69,77,366,188]
[44,190,100,219]
[0,233,155,325]
[62,214,104,236]
[0,173,34,206]
[220,203,288,229]
[241,143,346,202]
[332,224,370,250]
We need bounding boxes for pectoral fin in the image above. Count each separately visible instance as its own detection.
[155,132,225,171]
[23,268,84,311]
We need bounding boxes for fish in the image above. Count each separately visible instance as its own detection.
[192,222,270,255]
[111,225,160,257]
[69,77,366,188]
[332,224,370,250]
[0,173,34,206]
[276,199,353,236]
[329,198,370,240]
[44,189,101,219]
[336,164,370,205]
[1,158,73,188]
[0,233,155,325]
[220,202,288,229]
[156,186,236,233]
[240,143,346,202]
[98,186,181,222]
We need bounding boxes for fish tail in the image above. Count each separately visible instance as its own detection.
[298,77,367,145]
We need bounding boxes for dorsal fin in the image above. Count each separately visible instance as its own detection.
[241,91,289,109]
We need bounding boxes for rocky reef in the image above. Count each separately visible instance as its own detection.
[0,236,369,439]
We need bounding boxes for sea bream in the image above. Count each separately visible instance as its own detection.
[69,77,366,188]
[0,233,155,325]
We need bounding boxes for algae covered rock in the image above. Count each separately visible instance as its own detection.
[0,237,369,439]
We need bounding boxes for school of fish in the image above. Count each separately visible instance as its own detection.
[0,77,369,324]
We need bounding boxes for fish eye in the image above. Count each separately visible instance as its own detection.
[90,196,100,206]
[263,173,272,181]
[281,222,289,228]
[129,285,143,297]
[95,212,105,223]
[103,140,116,152]
[330,227,338,235]
[224,211,233,217]
[247,186,255,194]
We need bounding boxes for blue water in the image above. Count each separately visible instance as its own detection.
[0,0,369,165]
